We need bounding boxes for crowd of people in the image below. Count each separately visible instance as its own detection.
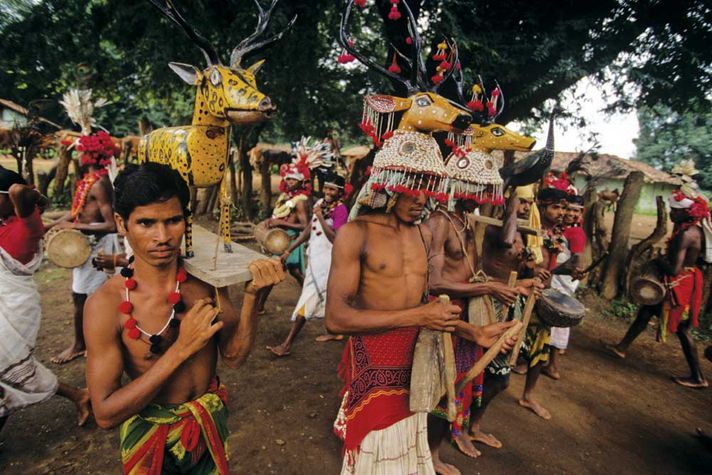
[0,124,710,475]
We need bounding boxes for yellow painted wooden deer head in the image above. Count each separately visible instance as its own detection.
[341,0,471,145]
[139,0,294,256]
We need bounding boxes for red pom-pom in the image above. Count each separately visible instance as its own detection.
[388,63,401,74]
[455,62,461,71]
[390,0,399,3]
[486,102,496,116]
[439,61,451,70]
[491,87,501,97]
[176,268,187,283]
[128,327,141,340]
[388,5,401,20]
[124,317,137,330]
[124,278,137,290]
[444,138,455,147]
[337,53,355,64]
[119,301,133,314]
[431,74,443,84]
[167,291,182,304]
[432,53,446,61]
[405,37,412,45]
[381,130,394,140]
[467,100,484,112]
[354,0,366,7]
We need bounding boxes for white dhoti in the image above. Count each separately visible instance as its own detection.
[0,247,58,417]
[291,212,333,321]
[340,412,434,475]
[550,246,580,350]
[71,233,115,294]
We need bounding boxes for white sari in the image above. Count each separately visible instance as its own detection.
[0,246,58,417]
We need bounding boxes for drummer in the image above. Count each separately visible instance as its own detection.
[46,132,117,364]
[544,189,586,380]
[424,150,522,469]
[256,161,312,314]
[0,166,91,430]
[266,172,349,357]
[517,184,574,420]
[470,184,546,449]
[605,164,711,389]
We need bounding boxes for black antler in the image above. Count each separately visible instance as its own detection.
[399,0,428,90]
[148,0,220,65]
[230,0,297,68]
[340,0,423,94]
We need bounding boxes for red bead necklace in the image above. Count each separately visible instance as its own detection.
[119,260,188,354]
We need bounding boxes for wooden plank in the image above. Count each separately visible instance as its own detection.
[183,224,266,288]
[470,214,542,236]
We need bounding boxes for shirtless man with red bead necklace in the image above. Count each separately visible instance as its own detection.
[47,132,117,365]
[84,163,284,474]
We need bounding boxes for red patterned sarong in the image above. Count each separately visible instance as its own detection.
[430,297,483,438]
[659,267,703,341]
[334,327,419,453]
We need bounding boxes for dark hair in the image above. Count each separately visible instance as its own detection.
[0,166,26,192]
[566,195,585,206]
[323,172,345,189]
[537,188,568,205]
[114,163,190,221]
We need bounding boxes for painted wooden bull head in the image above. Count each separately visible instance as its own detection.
[340,0,471,144]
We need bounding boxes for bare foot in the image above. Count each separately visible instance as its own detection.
[511,363,527,375]
[75,389,91,427]
[315,334,344,342]
[453,432,481,458]
[542,365,561,380]
[433,460,461,475]
[266,344,291,357]
[672,376,708,389]
[51,345,85,365]
[519,398,551,420]
[469,428,503,449]
[601,341,626,359]
[558,349,566,355]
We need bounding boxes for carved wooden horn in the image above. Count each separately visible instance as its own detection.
[147,0,220,65]
[230,0,297,69]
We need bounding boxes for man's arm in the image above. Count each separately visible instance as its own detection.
[85,293,223,429]
[426,213,519,305]
[658,230,694,277]
[218,260,285,368]
[324,222,461,335]
[271,199,310,231]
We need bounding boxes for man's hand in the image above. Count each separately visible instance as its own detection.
[570,267,585,281]
[92,251,115,271]
[245,259,286,295]
[516,278,544,297]
[174,298,223,359]
[489,281,520,306]
[54,220,75,230]
[420,299,461,332]
[314,204,323,220]
[472,320,519,352]
[534,268,551,281]
[279,251,290,264]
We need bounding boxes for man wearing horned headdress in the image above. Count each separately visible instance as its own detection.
[424,149,525,472]
[606,161,711,389]
[327,130,464,474]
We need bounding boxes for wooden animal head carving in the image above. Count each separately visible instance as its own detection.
[469,122,536,154]
[150,0,295,126]
[340,0,471,141]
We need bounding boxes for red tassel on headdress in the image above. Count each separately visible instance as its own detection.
[354,0,366,7]
[388,53,401,74]
[432,41,448,61]
[405,36,412,45]
[438,60,451,71]
[467,100,484,112]
[388,4,401,20]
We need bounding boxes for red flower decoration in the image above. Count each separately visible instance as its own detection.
[167,291,182,304]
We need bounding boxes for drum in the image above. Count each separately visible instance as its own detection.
[44,228,91,268]
[254,220,290,255]
[630,274,666,306]
[535,288,586,327]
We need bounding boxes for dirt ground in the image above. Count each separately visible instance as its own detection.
[1,253,711,475]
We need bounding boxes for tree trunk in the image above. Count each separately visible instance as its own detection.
[600,171,644,300]
[581,182,598,267]
[54,144,72,197]
[259,157,272,218]
[623,196,667,295]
